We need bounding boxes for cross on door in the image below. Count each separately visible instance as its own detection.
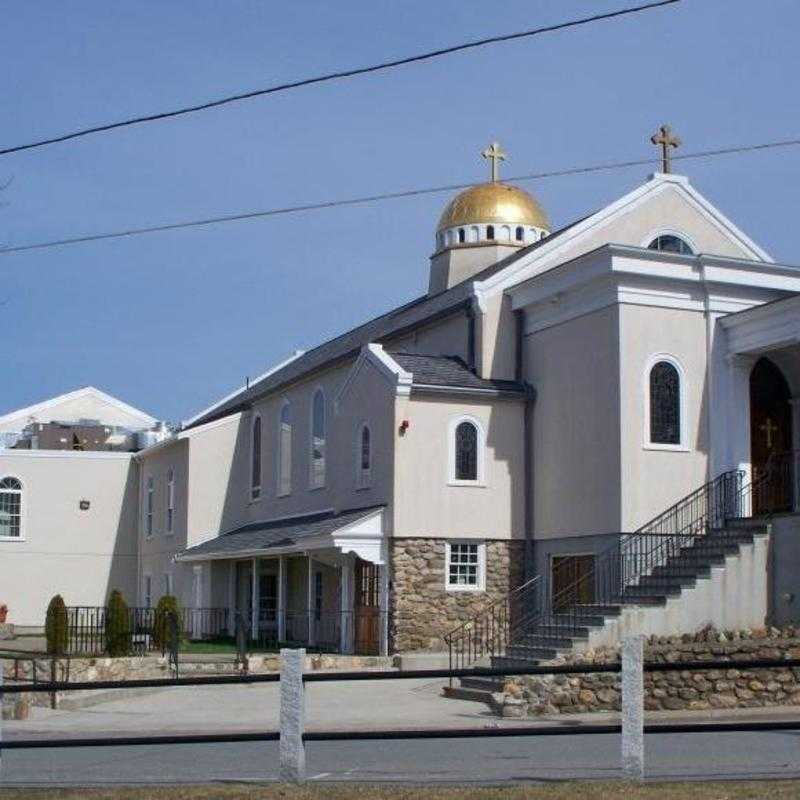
[760,417,779,449]
[650,124,681,174]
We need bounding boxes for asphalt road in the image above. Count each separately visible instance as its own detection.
[1,730,799,786]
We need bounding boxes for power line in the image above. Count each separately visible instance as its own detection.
[0,1,679,158]
[1,136,796,256]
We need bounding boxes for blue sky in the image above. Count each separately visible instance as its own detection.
[3,0,799,423]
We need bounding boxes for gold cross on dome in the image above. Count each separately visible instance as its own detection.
[760,417,779,449]
[481,141,506,182]
[650,124,682,173]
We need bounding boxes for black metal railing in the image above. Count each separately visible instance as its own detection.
[254,609,386,656]
[444,576,543,676]
[447,456,794,673]
[64,606,229,656]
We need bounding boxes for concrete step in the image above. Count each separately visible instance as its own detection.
[505,645,559,661]
[568,604,622,616]
[651,565,712,579]
[492,655,550,671]
[530,624,592,639]
[636,575,697,590]
[513,634,577,649]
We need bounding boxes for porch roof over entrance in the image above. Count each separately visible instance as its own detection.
[176,505,386,562]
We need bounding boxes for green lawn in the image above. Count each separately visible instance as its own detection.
[2,780,800,800]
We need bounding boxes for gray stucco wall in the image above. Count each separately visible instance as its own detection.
[768,513,800,626]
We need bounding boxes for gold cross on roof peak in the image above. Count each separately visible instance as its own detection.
[650,124,682,174]
[481,141,506,182]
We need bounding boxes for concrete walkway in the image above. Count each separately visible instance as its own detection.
[3,678,500,738]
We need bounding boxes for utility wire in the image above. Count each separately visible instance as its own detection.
[0,1,679,158]
[0,136,797,256]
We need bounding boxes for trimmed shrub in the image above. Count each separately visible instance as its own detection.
[153,594,182,651]
[45,595,69,655]
[105,590,131,657]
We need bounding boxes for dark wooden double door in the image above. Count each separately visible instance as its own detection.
[750,358,794,513]
[354,559,381,655]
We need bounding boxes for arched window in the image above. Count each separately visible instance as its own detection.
[648,234,693,255]
[649,361,682,445]
[458,228,465,243]
[357,424,372,488]
[251,415,262,500]
[515,226,524,242]
[310,389,326,489]
[145,476,154,537]
[455,422,478,480]
[166,468,175,533]
[486,225,495,241]
[446,230,454,246]
[469,225,479,242]
[500,225,511,241]
[0,477,22,539]
[278,401,292,496]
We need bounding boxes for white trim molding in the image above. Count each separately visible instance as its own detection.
[445,540,487,592]
[642,353,690,452]
[335,343,413,410]
[447,414,487,487]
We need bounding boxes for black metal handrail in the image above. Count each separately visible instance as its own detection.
[444,576,542,678]
[446,456,792,674]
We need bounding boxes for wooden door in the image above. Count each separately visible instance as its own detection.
[354,559,381,655]
[750,358,793,512]
[551,555,595,611]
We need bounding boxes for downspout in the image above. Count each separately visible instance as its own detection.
[516,309,536,581]
[466,301,476,372]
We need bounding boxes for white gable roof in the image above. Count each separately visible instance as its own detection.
[474,172,773,303]
[0,387,157,435]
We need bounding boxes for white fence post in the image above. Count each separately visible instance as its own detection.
[621,634,645,780]
[280,648,306,782]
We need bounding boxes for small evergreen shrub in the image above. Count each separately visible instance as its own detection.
[105,590,131,657]
[45,595,69,655]
[153,594,182,650]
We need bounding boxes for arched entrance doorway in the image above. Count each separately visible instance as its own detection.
[750,357,793,512]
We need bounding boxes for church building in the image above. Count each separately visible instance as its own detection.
[3,130,799,663]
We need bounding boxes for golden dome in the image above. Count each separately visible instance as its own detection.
[437,182,550,233]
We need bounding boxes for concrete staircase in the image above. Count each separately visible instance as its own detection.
[453,517,770,699]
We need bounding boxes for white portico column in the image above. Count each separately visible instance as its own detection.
[251,557,259,640]
[726,353,757,482]
[307,554,316,647]
[339,555,354,655]
[278,555,287,642]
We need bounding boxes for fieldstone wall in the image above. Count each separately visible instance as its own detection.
[391,538,525,652]
[498,625,800,717]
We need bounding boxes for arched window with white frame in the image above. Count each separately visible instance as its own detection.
[356,423,372,489]
[309,389,326,489]
[251,415,262,500]
[166,467,175,534]
[277,401,292,496]
[646,232,694,255]
[448,416,485,485]
[0,477,22,539]
[645,356,686,449]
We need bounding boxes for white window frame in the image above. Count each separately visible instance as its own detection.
[145,475,154,538]
[250,414,262,501]
[163,571,173,597]
[445,541,486,592]
[166,467,175,535]
[308,388,327,490]
[277,399,292,497]
[643,353,689,452]
[143,574,153,608]
[447,415,486,486]
[641,228,697,256]
[0,476,24,541]
[355,422,372,490]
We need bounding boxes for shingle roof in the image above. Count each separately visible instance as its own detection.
[185,220,576,429]
[391,353,526,394]
[177,505,385,560]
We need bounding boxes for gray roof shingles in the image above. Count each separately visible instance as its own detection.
[178,505,385,559]
[186,219,576,429]
[391,353,526,393]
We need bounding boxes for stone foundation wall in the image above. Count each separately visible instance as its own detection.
[498,626,800,717]
[390,538,525,652]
